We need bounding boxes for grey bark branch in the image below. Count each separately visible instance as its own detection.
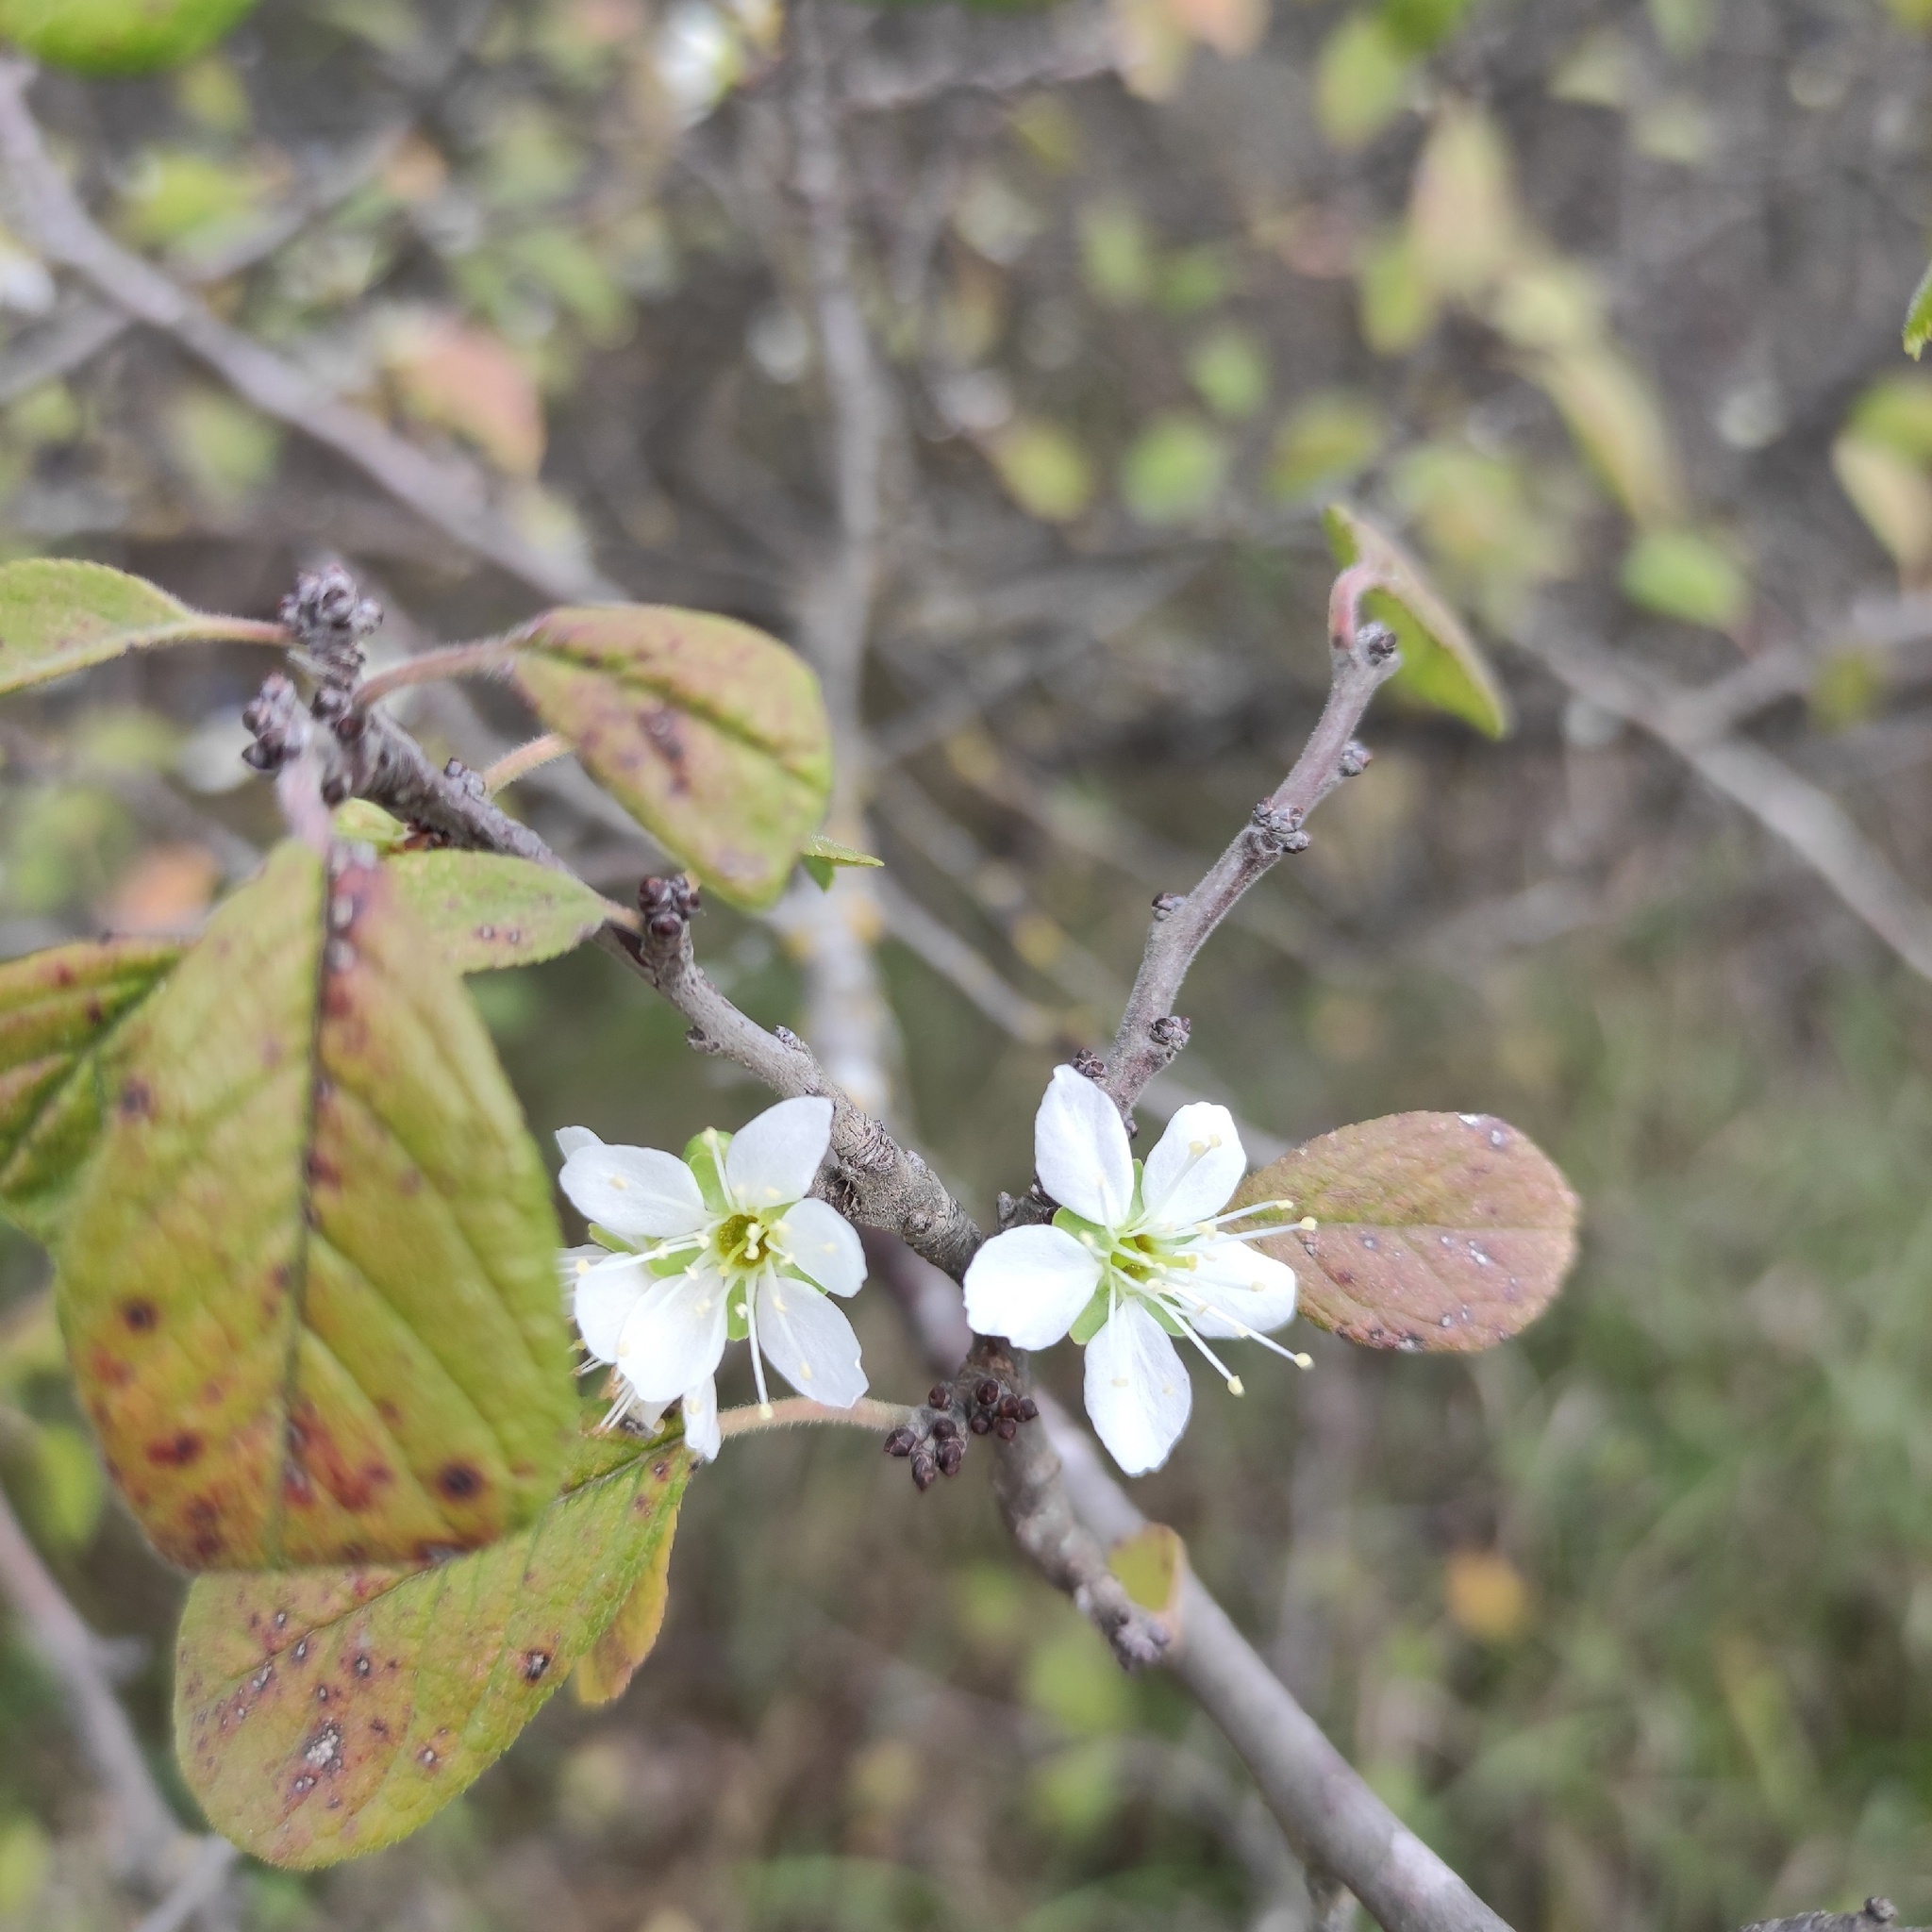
[0,60,623,608]
[1104,602,1400,1117]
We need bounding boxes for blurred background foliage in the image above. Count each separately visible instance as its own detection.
[5,0,1932,1928]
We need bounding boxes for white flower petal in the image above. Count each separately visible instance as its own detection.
[1036,1066,1134,1227]
[1083,1300,1191,1476]
[573,1251,651,1360]
[614,1266,730,1402]
[756,1274,868,1407]
[776,1197,867,1296]
[560,1142,709,1241]
[725,1095,834,1208]
[681,1376,721,1461]
[962,1224,1101,1349]
[556,1125,603,1159]
[1141,1102,1245,1226]
[1184,1239,1299,1339]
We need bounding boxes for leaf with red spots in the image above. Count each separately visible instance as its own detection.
[0,938,182,1243]
[174,1427,691,1869]
[510,606,833,910]
[1230,1111,1578,1352]
[385,850,613,974]
[55,840,575,1569]
[0,559,282,694]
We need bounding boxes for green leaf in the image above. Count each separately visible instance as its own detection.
[175,1428,691,1869]
[56,841,574,1570]
[330,802,410,854]
[1187,327,1270,422]
[1323,504,1513,738]
[0,0,260,75]
[1315,10,1413,150]
[1120,416,1227,525]
[1269,391,1387,501]
[984,419,1096,524]
[1619,528,1749,630]
[0,938,182,1243]
[1231,1110,1578,1351]
[1905,258,1932,360]
[0,559,275,695]
[385,851,611,974]
[510,607,833,911]
[574,1503,678,1706]
[799,832,883,891]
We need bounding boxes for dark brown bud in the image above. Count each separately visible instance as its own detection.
[1016,1397,1039,1424]
[931,1415,959,1442]
[1152,892,1185,918]
[910,1451,939,1491]
[927,1385,951,1410]
[996,1394,1020,1420]
[1071,1048,1107,1081]
[974,1379,1001,1408]
[994,1416,1018,1442]
[936,1437,965,1477]
[969,1412,992,1436]
[883,1426,917,1458]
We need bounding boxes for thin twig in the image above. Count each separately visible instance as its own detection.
[0,1483,183,1885]
[131,1837,240,1932]
[0,62,623,608]
[482,732,573,795]
[1520,622,1932,982]
[1103,588,1400,1116]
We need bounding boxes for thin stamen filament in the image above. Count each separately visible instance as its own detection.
[1163,1278,1313,1369]
[743,1269,774,1416]
[1159,1298,1246,1393]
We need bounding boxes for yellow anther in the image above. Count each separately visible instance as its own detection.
[575,1257,591,1275]
[1298,1215,1318,1232]
[758,1401,774,1419]
[1226,1375,1245,1396]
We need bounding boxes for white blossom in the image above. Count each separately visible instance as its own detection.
[556,1097,868,1460]
[963,1067,1307,1475]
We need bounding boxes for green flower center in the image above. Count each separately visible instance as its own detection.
[712,1209,782,1275]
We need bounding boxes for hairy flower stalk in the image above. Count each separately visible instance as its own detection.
[557,1096,869,1459]
[964,1068,1308,1474]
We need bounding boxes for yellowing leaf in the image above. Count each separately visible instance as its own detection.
[1234,1110,1578,1351]
[1833,435,1932,576]
[175,1430,691,1867]
[1444,1548,1531,1641]
[985,419,1096,523]
[1619,528,1749,630]
[1487,257,1605,350]
[1171,0,1267,58]
[385,851,611,974]
[1530,346,1685,527]
[57,841,574,1569]
[1111,0,1191,100]
[1269,391,1386,500]
[1108,1523,1186,1624]
[0,938,182,1243]
[1409,103,1521,299]
[1324,503,1513,737]
[0,0,260,73]
[382,313,546,478]
[1316,11,1413,151]
[575,1492,680,1706]
[1120,415,1227,525]
[510,606,833,910]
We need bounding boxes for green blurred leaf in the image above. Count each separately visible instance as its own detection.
[25,1421,105,1548]
[1024,1624,1133,1736]
[164,389,282,509]
[1907,260,1932,359]
[0,560,278,695]
[1324,503,1513,737]
[800,833,884,892]
[1187,327,1270,421]
[331,801,410,854]
[1316,11,1414,150]
[1381,0,1474,52]
[0,937,182,1242]
[1833,435,1932,575]
[1233,1110,1578,1350]
[1121,415,1227,525]
[57,841,573,1570]
[117,147,280,255]
[1079,205,1154,308]
[1810,649,1887,733]
[385,851,610,974]
[984,418,1096,524]
[1619,528,1749,630]
[1269,391,1386,500]
[511,607,833,911]
[175,1427,691,1868]
[0,0,260,75]
[1410,103,1521,299]
[1847,375,1932,461]
[0,1816,51,1915]
[1530,347,1685,526]
[1357,227,1441,355]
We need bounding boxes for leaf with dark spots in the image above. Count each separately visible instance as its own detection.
[510,605,833,910]
[55,841,575,1570]
[383,850,611,974]
[175,1431,691,1868]
[1231,1111,1578,1353]
[0,938,182,1243]
[0,559,281,694]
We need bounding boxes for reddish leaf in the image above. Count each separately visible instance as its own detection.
[1232,1110,1577,1352]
